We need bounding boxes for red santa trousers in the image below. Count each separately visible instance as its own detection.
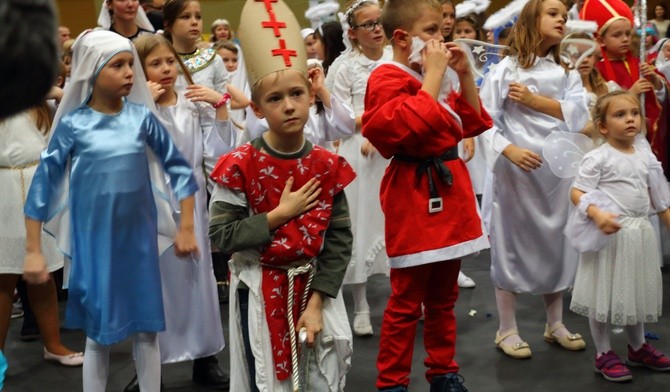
[376,259,461,389]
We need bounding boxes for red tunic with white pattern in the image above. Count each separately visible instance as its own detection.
[210,141,355,380]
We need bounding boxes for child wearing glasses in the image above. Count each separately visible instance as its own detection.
[324,0,391,338]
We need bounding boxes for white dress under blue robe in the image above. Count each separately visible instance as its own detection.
[153,94,233,362]
[24,102,197,345]
[480,54,589,294]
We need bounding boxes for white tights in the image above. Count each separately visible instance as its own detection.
[350,283,369,314]
[495,288,571,344]
[589,318,646,357]
[83,333,160,392]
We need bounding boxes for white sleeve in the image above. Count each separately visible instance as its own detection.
[564,189,618,253]
[331,63,357,116]
[654,82,667,102]
[199,103,237,159]
[210,56,229,93]
[572,150,603,193]
[479,61,511,172]
[244,106,268,141]
[646,147,670,212]
[209,184,247,208]
[321,94,356,141]
[556,70,589,133]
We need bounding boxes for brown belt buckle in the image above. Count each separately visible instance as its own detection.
[428,197,443,213]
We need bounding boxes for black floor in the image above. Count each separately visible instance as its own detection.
[3,250,670,391]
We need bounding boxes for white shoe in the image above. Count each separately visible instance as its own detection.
[43,348,84,366]
[353,311,373,336]
[457,271,476,288]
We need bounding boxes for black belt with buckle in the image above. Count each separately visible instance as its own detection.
[394,147,459,214]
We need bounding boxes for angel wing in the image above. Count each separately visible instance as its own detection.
[542,131,595,178]
[453,38,508,80]
[559,37,598,70]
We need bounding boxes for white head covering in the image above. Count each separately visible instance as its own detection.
[304,0,340,29]
[565,20,599,36]
[53,29,156,130]
[97,0,155,32]
[654,38,670,78]
[301,28,315,40]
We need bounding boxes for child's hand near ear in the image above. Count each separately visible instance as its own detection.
[308,66,331,108]
[422,39,450,76]
[421,40,450,100]
[309,67,325,96]
[444,42,470,76]
[185,84,223,105]
[267,177,322,230]
[147,81,165,102]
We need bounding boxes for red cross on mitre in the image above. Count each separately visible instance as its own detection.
[255,0,286,38]
[272,39,297,66]
[262,10,287,37]
[256,0,278,11]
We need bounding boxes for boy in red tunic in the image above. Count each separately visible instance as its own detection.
[361,1,492,391]
[208,1,356,391]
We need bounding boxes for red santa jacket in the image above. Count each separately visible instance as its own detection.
[362,63,492,267]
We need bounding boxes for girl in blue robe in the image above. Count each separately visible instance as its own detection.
[22,30,199,392]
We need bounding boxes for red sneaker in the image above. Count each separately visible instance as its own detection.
[626,343,670,371]
[594,351,633,382]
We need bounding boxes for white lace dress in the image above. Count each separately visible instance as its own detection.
[569,143,665,325]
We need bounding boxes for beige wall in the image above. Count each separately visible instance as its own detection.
[59,1,638,39]
[54,0,98,36]
[54,1,522,38]
[56,0,313,36]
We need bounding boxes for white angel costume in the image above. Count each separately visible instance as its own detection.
[480,54,589,293]
[153,94,236,362]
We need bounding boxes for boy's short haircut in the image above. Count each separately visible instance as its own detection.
[214,40,238,54]
[250,69,310,104]
[381,0,442,40]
